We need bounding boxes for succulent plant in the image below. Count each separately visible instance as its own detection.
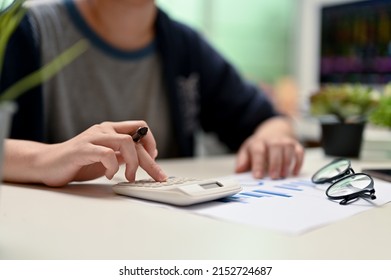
[310,84,380,123]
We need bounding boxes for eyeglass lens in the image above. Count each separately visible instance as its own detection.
[312,159,350,183]
[326,174,372,197]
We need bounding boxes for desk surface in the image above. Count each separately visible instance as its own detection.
[1,148,390,260]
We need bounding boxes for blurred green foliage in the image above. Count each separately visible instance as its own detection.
[310,84,380,123]
[369,84,391,128]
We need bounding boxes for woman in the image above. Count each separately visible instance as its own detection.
[1,0,304,186]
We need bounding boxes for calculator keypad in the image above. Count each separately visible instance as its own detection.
[118,176,197,188]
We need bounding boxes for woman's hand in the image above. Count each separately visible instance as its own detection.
[235,117,304,179]
[3,121,167,186]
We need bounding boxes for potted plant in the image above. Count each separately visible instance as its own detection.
[369,83,391,129]
[310,84,379,158]
[0,0,88,182]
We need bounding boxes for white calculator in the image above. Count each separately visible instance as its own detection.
[112,176,242,206]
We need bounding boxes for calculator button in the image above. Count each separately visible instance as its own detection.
[117,177,197,188]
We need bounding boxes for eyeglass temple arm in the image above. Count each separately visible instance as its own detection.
[340,189,376,205]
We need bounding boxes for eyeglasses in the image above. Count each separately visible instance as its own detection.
[311,158,376,205]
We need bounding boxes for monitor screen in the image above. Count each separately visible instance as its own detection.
[320,0,391,85]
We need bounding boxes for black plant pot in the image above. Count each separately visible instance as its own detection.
[321,122,366,158]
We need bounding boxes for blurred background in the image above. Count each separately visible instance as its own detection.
[157,0,391,155]
[157,0,391,111]
[23,0,391,155]
[157,0,295,85]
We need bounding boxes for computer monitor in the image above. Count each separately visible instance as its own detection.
[320,0,391,85]
[295,0,391,110]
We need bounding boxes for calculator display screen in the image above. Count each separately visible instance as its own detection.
[200,182,222,189]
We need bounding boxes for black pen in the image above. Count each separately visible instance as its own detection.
[131,126,148,143]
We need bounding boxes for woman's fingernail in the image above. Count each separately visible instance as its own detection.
[253,170,263,178]
[158,170,168,181]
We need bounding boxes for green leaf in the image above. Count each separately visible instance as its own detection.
[369,85,391,128]
[0,0,26,78]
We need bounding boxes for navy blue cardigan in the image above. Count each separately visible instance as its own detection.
[0,6,278,157]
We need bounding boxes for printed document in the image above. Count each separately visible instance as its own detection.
[176,173,391,234]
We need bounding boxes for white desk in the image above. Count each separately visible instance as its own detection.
[1,148,390,260]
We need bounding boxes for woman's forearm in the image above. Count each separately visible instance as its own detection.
[3,139,50,184]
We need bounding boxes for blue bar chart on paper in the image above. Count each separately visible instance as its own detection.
[220,176,317,203]
[189,172,391,234]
